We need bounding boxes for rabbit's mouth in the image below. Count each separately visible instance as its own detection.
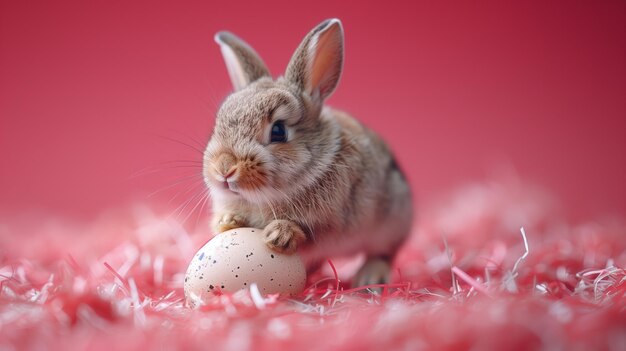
[223,180,239,194]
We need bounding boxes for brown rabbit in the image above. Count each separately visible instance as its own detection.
[203,19,413,287]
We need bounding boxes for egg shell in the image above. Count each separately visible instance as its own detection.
[184,227,307,303]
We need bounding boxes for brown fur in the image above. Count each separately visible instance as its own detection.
[204,19,413,287]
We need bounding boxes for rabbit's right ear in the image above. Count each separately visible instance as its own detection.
[285,19,344,102]
[215,31,270,91]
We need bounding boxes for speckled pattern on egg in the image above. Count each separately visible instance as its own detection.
[184,227,306,304]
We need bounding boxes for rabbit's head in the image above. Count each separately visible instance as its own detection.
[204,19,344,204]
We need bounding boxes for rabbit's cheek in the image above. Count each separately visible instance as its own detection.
[236,159,268,190]
[272,144,309,170]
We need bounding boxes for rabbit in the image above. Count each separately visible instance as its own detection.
[203,18,413,287]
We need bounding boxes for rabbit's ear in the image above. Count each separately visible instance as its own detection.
[215,31,270,91]
[285,19,344,101]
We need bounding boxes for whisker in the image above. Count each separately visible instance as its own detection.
[167,179,206,206]
[169,184,208,222]
[180,189,211,226]
[271,186,314,236]
[147,174,204,199]
[157,134,205,155]
[195,190,212,229]
[129,164,203,179]
[167,129,208,151]
[261,192,278,221]
[152,160,204,165]
[252,193,266,225]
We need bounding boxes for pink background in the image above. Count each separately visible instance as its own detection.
[0,1,624,221]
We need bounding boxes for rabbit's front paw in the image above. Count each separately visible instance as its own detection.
[212,213,247,233]
[262,220,306,254]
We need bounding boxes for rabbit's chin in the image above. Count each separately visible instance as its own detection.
[209,183,288,205]
[238,187,289,205]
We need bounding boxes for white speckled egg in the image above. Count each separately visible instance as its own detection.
[184,227,307,304]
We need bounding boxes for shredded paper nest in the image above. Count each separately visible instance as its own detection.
[1,180,624,350]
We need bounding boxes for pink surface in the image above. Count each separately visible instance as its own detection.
[1,1,625,220]
[1,179,624,350]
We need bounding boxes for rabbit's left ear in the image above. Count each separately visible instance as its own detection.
[285,19,344,101]
[215,31,270,91]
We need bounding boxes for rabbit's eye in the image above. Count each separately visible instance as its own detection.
[270,121,287,143]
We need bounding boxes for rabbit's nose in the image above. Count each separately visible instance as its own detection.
[214,152,238,181]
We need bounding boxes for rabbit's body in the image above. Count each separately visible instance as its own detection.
[204,19,413,286]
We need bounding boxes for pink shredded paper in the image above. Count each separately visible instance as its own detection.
[1,180,624,350]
